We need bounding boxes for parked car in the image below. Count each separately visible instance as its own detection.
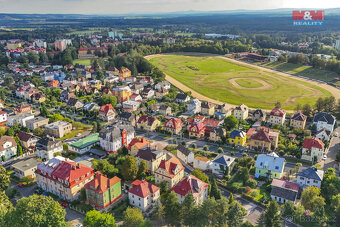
[323,155,327,160]
[334,132,338,137]
[17,183,24,188]
[60,202,68,208]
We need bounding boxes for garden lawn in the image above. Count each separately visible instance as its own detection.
[150,54,332,110]
[73,59,92,66]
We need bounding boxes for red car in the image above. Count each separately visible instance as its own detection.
[60,202,68,208]
[17,183,24,188]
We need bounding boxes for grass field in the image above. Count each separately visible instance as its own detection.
[150,54,332,110]
[73,59,92,66]
[260,61,339,82]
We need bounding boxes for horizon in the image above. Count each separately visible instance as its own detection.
[1,0,340,14]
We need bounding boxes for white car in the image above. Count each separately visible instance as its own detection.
[334,132,338,137]
[323,155,327,160]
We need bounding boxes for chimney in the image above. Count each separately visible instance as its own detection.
[77,163,80,168]
[141,138,145,143]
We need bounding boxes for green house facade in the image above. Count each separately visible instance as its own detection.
[255,153,285,179]
[84,172,122,209]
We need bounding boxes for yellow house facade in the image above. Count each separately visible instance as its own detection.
[228,130,247,146]
[137,116,161,131]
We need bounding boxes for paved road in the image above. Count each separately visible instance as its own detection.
[65,208,84,227]
[323,127,340,175]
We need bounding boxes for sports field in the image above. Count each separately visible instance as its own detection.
[149,54,333,110]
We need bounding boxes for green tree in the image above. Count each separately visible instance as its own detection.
[6,128,14,136]
[0,166,10,191]
[258,200,282,227]
[227,201,247,227]
[224,115,239,131]
[84,210,116,227]
[302,104,312,117]
[321,168,340,205]
[301,186,325,212]
[229,192,234,204]
[98,95,117,107]
[191,169,209,184]
[17,144,23,156]
[181,193,196,225]
[137,160,148,178]
[40,105,48,117]
[121,156,138,181]
[163,191,181,226]
[313,205,326,225]
[91,122,97,133]
[123,207,144,227]
[282,201,295,218]
[151,200,165,223]
[7,195,66,227]
[0,190,13,225]
[209,176,222,200]
[274,101,281,109]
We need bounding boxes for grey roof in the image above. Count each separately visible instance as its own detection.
[176,93,189,100]
[136,147,164,161]
[36,137,62,150]
[271,186,298,202]
[297,167,324,181]
[313,112,336,125]
[229,129,246,139]
[99,123,135,142]
[255,153,285,173]
[12,158,40,171]
[253,109,264,117]
[211,127,226,137]
[176,144,193,156]
[118,112,134,121]
[26,116,49,124]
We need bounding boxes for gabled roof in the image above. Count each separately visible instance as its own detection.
[136,147,164,161]
[128,179,159,198]
[255,153,285,172]
[212,154,235,167]
[171,175,209,197]
[189,122,205,132]
[52,161,93,183]
[302,137,324,150]
[164,118,182,129]
[270,179,299,202]
[229,129,246,139]
[250,129,271,142]
[137,115,158,126]
[176,144,193,156]
[291,112,307,121]
[17,132,33,142]
[313,112,336,125]
[270,108,286,117]
[99,104,115,116]
[128,138,150,150]
[297,167,324,181]
[84,172,121,194]
[0,136,17,152]
[157,156,184,179]
[253,109,264,117]
[175,93,189,100]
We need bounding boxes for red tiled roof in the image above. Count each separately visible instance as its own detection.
[158,156,184,179]
[171,175,209,197]
[128,138,150,150]
[137,115,157,126]
[271,178,299,192]
[84,172,120,194]
[164,118,182,130]
[250,129,271,142]
[52,161,93,184]
[303,137,324,150]
[189,122,205,133]
[99,104,115,116]
[291,112,307,121]
[128,179,159,198]
[270,108,286,117]
[203,118,220,128]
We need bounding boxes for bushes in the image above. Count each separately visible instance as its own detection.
[245,179,257,188]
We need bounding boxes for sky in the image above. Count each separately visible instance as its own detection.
[1,0,340,14]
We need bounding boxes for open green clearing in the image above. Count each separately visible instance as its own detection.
[235,78,263,88]
[260,61,338,82]
[150,54,332,110]
[73,59,92,66]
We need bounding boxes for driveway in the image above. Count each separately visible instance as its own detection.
[65,208,84,227]
[323,127,340,174]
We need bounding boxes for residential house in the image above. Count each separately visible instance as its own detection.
[112,86,132,103]
[314,128,330,141]
[69,133,100,154]
[164,118,183,135]
[135,147,167,173]
[17,132,39,150]
[269,108,286,126]
[26,117,49,130]
[36,160,94,201]
[98,104,116,122]
[14,103,32,114]
[99,124,135,153]
[290,112,307,129]
[12,158,40,179]
[176,145,194,164]
[155,156,184,187]
[128,180,160,212]
[175,93,190,103]
[36,137,63,161]
[233,104,248,120]
[252,109,264,122]
[84,172,122,209]
[141,88,155,99]
[313,112,336,132]
[210,127,226,142]
[159,105,171,116]
[0,110,7,124]
[186,99,201,115]
[270,179,299,204]
[0,136,17,160]
[171,175,209,204]
[155,81,171,91]
[122,100,140,112]
[129,83,144,94]
[7,113,34,127]
[155,88,169,99]
[188,122,205,139]
[301,137,325,162]
[83,102,100,112]
[255,153,285,178]
[129,94,143,102]
[67,98,84,109]
[247,127,279,151]
[49,80,60,88]
[193,156,211,171]
[228,130,246,146]
[118,68,131,78]
[60,90,76,102]
[45,121,73,138]
[128,138,151,156]
[297,167,324,189]
[201,102,215,116]
[137,115,161,131]
[118,112,136,126]
[209,154,235,176]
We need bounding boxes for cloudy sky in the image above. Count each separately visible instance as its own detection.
[0,0,340,14]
